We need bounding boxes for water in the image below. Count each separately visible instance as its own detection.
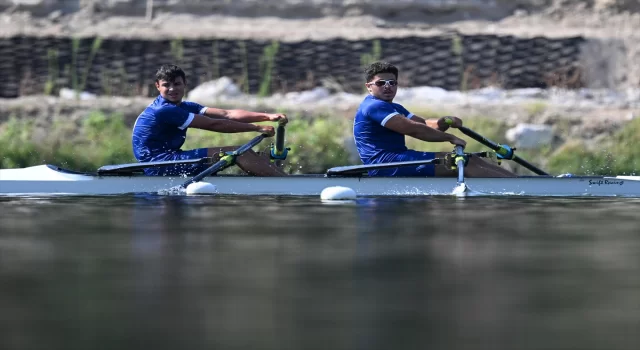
[1,195,639,350]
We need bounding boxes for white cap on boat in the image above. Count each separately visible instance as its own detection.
[185,181,217,195]
[320,186,357,200]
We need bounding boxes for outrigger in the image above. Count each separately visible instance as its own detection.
[0,124,638,197]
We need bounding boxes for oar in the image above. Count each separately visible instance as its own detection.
[180,134,268,188]
[326,159,440,177]
[270,120,289,166]
[457,125,549,176]
[98,157,211,174]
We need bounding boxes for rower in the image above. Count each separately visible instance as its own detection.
[353,61,516,178]
[132,64,288,177]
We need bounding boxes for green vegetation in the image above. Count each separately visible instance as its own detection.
[238,41,249,94]
[211,41,220,80]
[0,111,133,170]
[547,117,640,175]
[360,40,382,69]
[258,41,280,97]
[1,111,637,176]
[0,111,352,174]
[60,37,104,97]
[70,37,80,94]
[80,37,103,92]
[45,49,59,95]
[524,101,547,116]
[170,38,184,64]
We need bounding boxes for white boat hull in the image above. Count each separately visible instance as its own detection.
[1,165,639,197]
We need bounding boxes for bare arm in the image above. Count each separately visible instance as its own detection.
[409,115,461,131]
[202,107,287,124]
[188,114,275,135]
[385,115,466,147]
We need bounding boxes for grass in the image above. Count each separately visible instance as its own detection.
[0,111,352,174]
[524,101,547,116]
[547,117,640,175]
[258,41,280,97]
[0,111,134,170]
[45,49,59,95]
[360,40,381,69]
[1,110,638,176]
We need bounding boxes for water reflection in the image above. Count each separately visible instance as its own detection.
[0,196,639,350]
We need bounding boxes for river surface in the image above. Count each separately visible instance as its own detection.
[1,195,639,350]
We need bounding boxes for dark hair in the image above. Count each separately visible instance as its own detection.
[364,61,398,82]
[155,64,187,83]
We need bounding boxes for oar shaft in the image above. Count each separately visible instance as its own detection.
[458,126,502,151]
[326,159,438,176]
[512,155,549,176]
[454,145,465,184]
[181,134,267,188]
[458,126,549,176]
[234,134,266,155]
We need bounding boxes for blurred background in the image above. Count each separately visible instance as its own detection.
[0,0,638,175]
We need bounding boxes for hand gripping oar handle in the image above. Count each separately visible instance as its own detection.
[275,124,286,154]
[270,121,289,170]
[270,121,289,160]
[181,134,268,188]
[457,126,549,176]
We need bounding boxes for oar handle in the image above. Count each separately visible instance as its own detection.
[458,126,549,176]
[275,123,286,153]
[271,120,289,160]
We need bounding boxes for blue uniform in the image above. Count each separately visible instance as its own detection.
[353,95,435,177]
[132,95,210,176]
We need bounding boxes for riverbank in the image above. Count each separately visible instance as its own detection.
[1,85,638,175]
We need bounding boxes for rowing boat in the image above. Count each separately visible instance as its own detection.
[0,163,638,197]
[1,126,638,197]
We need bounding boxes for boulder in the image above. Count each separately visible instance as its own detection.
[505,123,554,149]
[283,87,330,104]
[187,77,243,102]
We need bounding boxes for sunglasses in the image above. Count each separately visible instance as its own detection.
[371,79,398,87]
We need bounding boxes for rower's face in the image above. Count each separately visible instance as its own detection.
[366,73,398,102]
[156,77,186,103]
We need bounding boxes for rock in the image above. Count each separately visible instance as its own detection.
[47,9,62,21]
[59,88,97,100]
[187,77,243,102]
[9,0,47,5]
[505,123,554,149]
[283,87,330,104]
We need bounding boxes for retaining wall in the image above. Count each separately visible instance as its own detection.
[0,34,585,98]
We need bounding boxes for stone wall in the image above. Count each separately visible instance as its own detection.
[1,34,584,98]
